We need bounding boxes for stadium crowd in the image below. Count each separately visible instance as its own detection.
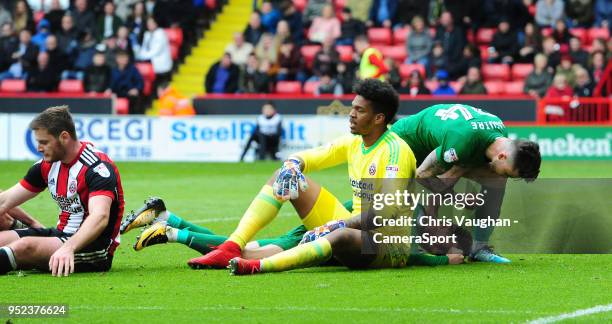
[0,0,198,113]
[207,0,612,98]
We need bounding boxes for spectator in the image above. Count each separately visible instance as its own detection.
[542,36,561,70]
[12,0,35,34]
[115,25,134,58]
[0,23,18,72]
[594,0,612,28]
[435,11,466,65]
[239,102,282,161]
[43,0,65,33]
[243,11,264,46]
[517,22,542,63]
[0,29,38,80]
[26,51,60,91]
[260,1,281,33]
[145,0,155,16]
[126,1,148,43]
[205,52,240,93]
[590,37,607,54]
[110,50,144,114]
[446,0,483,31]
[274,20,292,46]
[573,66,593,97]
[489,19,518,64]
[482,0,530,30]
[569,37,589,69]
[45,34,69,73]
[84,51,111,93]
[277,39,300,81]
[524,53,553,97]
[315,73,343,95]
[71,0,95,36]
[399,69,431,96]
[337,7,366,46]
[552,19,571,46]
[385,58,402,90]
[405,15,432,67]
[354,35,389,80]
[566,0,594,27]
[459,66,487,94]
[96,1,123,41]
[308,4,341,44]
[32,19,51,51]
[281,2,304,45]
[428,0,445,26]
[225,32,254,66]
[0,4,11,29]
[103,36,119,69]
[134,16,173,93]
[367,0,398,28]
[114,0,140,22]
[448,44,481,80]
[546,74,574,98]
[336,62,356,94]
[428,41,447,78]
[56,15,78,60]
[394,0,429,27]
[432,70,456,95]
[590,51,606,84]
[535,0,564,27]
[26,0,68,12]
[303,0,328,25]
[311,36,340,80]
[254,32,278,65]
[65,29,96,79]
[241,55,271,94]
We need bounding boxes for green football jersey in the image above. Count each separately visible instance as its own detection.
[391,104,508,170]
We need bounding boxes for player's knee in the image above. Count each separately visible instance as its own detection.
[11,237,36,256]
[326,228,354,248]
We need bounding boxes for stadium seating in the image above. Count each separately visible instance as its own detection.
[58,80,85,93]
[511,63,533,81]
[0,79,26,93]
[135,62,155,96]
[165,28,184,48]
[476,28,496,45]
[379,45,407,64]
[504,81,525,95]
[300,45,321,69]
[399,64,426,79]
[484,81,505,94]
[336,45,354,62]
[276,81,302,94]
[368,28,392,46]
[570,28,588,43]
[482,64,511,81]
[450,81,464,93]
[588,27,610,44]
[425,80,439,92]
[115,97,129,115]
[293,0,306,12]
[393,27,410,45]
[303,81,320,94]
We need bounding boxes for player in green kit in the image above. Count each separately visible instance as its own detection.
[390,104,541,263]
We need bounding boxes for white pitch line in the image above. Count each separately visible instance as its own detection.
[527,303,612,324]
[190,213,292,224]
[71,305,544,315]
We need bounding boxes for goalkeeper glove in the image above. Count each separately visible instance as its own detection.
[300,220,346,244]
[273,158,308,201]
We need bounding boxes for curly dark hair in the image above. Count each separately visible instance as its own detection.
[514,140,541,182]
[353,79,399,124]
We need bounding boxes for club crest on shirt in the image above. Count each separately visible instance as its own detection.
[443,148,458,163]
[69,180,77,195]
[93,163,110,178]
[368,163,377,176]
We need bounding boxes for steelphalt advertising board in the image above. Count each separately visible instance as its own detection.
[1,113,611,161]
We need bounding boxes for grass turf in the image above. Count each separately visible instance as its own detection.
[0,160,611,323]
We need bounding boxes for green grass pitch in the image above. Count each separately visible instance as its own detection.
[1,160,611,323]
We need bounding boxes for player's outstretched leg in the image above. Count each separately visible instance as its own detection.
[120,197,167,234]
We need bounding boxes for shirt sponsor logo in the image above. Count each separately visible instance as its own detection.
[443,148,458,163]
[93,163,110,178]
[385,165,399,178]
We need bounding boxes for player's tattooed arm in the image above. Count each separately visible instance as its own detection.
[416,150,461,194]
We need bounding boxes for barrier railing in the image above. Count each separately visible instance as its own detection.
[537,97,612,124]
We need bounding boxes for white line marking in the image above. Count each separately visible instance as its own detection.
[527,303,612,323]
[190,213,292,224]
[71,305,544,315]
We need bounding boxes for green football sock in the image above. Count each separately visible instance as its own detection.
[166,212,214,234]
[176,230,228,254]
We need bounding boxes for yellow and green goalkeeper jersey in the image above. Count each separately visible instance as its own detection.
[391,104,508,170]
[295,130,417,216]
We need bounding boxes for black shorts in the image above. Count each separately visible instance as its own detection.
[14,228,114,273]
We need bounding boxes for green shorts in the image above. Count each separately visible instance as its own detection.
[255,225,308,250]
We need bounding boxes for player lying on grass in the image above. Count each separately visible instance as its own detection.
[122,197,467,266]
[0,190,43,230]
[0,106,125,277]
[122,79,463,270]
[387,104,542,263]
